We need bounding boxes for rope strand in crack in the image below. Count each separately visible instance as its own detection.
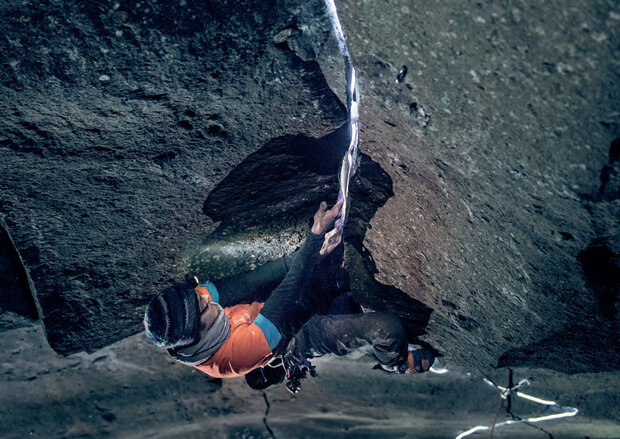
[324,0,360,236]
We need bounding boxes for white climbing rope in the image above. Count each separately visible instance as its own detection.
[455,376,579,439]
[334,67,359,232]
[324,0,351,62]
[324,0,360,233]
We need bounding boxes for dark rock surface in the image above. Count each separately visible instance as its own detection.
[1,0,620,437]
[332,0,620,372]
[0,0,346,354]
[0,218,38,328]
[1,324,619,439]
[0,0,618,378]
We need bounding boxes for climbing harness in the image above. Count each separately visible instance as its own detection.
[282,341,318,394]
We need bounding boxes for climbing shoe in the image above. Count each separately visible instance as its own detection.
[377,347,435,374]
[401,347,435,374]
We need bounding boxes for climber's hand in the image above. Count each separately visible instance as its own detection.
[311,201,343,235]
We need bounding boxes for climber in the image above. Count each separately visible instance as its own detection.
[144,200,435,386]
[244,295,436,392]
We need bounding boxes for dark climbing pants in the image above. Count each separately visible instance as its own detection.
[291,312,409,368]
[212,232,408,367]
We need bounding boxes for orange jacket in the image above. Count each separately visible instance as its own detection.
[192,284,280,378]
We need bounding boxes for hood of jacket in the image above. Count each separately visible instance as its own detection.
[168,303,230,366]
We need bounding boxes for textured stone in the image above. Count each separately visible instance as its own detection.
[0,0,618,375]
[0,0,346,354]
[332,0,620,372]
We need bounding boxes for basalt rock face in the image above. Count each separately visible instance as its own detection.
[0,0,618,374]
[333,0,620,372]
[0,0,346,354]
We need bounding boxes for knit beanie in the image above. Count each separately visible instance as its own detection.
[144,282,201,349]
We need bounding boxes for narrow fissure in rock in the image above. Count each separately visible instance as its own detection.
[0,218,39,329]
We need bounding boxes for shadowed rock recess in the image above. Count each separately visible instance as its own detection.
[0,0,346,353]
[0,0,618,376]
